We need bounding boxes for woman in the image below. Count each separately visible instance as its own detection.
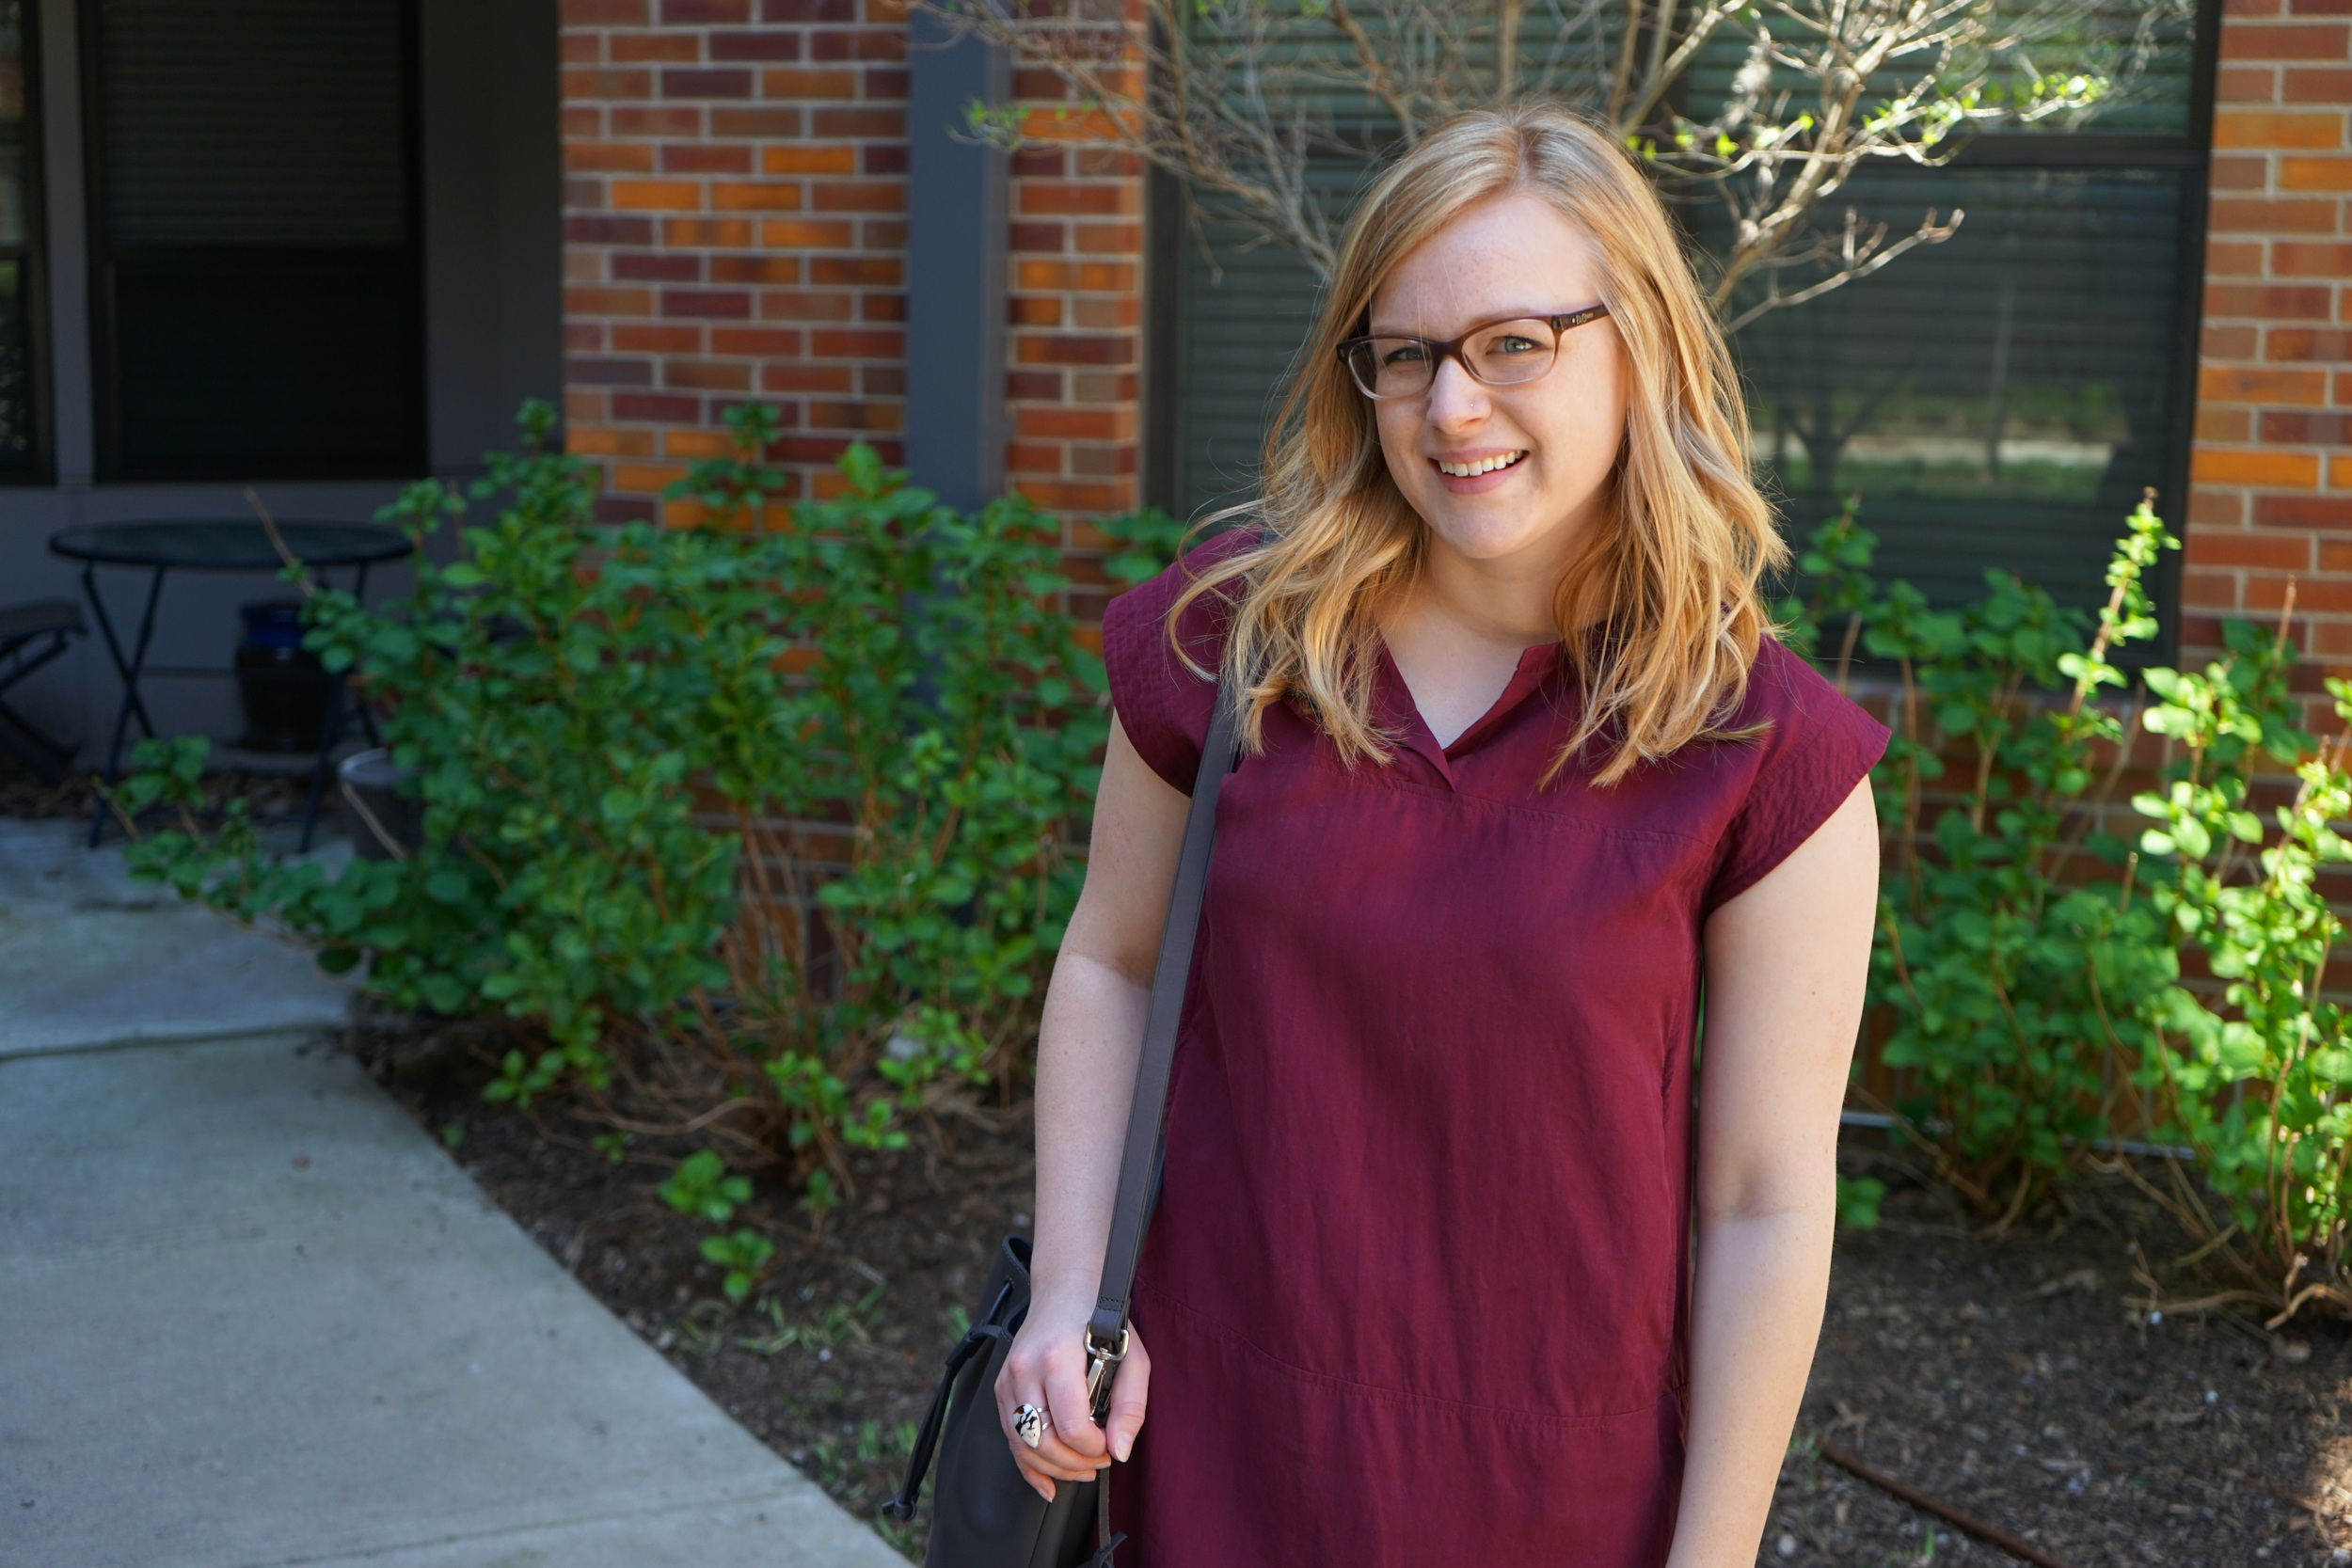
[999,103,1885,1566]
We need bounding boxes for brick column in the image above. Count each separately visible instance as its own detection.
[2185,0,2352,720]
[560,0,913,520]
[559,0,1149,582]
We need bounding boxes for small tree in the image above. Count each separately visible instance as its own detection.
[935,0,2184,328]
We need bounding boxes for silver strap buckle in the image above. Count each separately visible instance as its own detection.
[1082,1325,1129,1418]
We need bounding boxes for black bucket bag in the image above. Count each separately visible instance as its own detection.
[886,671,1243,1568]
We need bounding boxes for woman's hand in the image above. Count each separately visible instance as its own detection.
[1005,719,1180,1503]
[994,1299,1152,1503]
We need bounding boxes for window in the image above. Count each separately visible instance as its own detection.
[1156,159,1365,529]
[1686,0,2217,626]
[82,0,423,482]
[0,0,45,481]
[1708,163,2201,616]
[1152,0,2218,637]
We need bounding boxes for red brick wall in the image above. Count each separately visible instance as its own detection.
[2185,0,2352,723]
[558,0,1147,601]
[559,0,913,521]
[1002,35,1148,620]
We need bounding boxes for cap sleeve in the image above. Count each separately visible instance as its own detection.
[1703,638,1890,914]
[1100,531,1250,796]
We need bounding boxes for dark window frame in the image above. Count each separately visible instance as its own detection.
[1141,157,1184,515]
[77,0,426,483]
[0,0,54,485]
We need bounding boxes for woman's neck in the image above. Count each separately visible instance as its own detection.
[1378,560,1551,748]
[1375,517,1609,748]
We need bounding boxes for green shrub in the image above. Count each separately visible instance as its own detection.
[2132,634,2352,1319]
[701,1227,777,1303]
[1789,494,2352,1318]
[661,1148,753,1224]
[111,402,1106,1200]
[1094,505,1188,587]
[1786,498,2184,1223]
[1835,1173,1886,1230]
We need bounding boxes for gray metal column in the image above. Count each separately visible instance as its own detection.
[38,0,93,489]
[904,8,1009,514]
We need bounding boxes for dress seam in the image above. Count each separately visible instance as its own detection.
[1137,1282,1686,1429]
[1291,745,1709,848]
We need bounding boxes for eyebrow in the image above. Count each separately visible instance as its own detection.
[1364,310,1561,336]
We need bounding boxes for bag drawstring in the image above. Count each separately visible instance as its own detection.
[1089,1457,1125,1566]
[883,1317,1009,1521]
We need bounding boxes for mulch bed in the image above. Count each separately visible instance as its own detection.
[1775,1160,2352,1566]
[336,1002,2352,1567]
[0,755,322,828]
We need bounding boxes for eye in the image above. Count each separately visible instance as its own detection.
[1378,341,1430,367]
[1487,334,1542,356]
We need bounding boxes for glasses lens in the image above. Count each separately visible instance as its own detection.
[1464,320,1559,386]
[1347,338,1434,399]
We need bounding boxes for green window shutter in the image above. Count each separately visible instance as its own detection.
[1169,168,1359,525]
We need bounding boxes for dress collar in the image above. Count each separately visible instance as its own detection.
[1373,640,1565,788]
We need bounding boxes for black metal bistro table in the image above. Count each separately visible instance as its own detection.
[49,520,411,851]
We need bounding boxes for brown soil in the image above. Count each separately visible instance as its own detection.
[0,753,324,828]
[1772,1159,2352,1566]
[343,1004,2352,1567]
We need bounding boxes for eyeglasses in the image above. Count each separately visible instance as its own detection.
[1336,305,1611,400]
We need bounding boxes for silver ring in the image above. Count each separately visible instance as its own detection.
[1012,1402,1048,1449]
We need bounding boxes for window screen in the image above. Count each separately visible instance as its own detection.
[85,0,421,481]
[1697,165,2198,617]
[1168,163,1361,524]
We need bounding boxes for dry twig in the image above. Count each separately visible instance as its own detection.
[1815,1440,2077,1568]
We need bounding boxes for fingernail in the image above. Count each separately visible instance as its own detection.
[1114,1433,1133,1463]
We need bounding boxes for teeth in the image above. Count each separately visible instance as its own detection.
[1437,451,1525,478]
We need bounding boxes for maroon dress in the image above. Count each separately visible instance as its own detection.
[1098,535,1888,1567]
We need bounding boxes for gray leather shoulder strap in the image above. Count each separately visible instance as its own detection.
[1087,668,1242,1355]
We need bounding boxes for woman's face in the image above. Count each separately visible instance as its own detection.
[1364,190,1628,575]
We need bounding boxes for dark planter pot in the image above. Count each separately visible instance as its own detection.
[235,600,332,752]
[338,748,422,862]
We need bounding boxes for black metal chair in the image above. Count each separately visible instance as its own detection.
[0,599,87,780]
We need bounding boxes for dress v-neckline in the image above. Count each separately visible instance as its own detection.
[1374,638,1562,783]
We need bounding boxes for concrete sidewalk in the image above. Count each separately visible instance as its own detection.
[0,817,908,1568]
[0,817,354,1058]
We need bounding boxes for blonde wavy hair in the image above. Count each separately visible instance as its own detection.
[1169,103,1785,786]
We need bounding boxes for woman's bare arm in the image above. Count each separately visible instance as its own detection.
[996,713,1190,1500]
[1667,779,1878,1566]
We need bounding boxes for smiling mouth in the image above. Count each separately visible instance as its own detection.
[1434,451,1526,478]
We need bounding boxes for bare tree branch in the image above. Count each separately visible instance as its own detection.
[919,0,2176,327]
[1604,0,1644,122]
[1496,0,1524,102]
[1720,204,1963,332]
[1325,0,1423,139]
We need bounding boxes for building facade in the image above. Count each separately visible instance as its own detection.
[0,0,2346,754]
[550,0,2352,714]
[557,0,1151,626]
[2186,0,2352,705]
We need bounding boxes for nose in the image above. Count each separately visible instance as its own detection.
[1424,353,1486,429]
